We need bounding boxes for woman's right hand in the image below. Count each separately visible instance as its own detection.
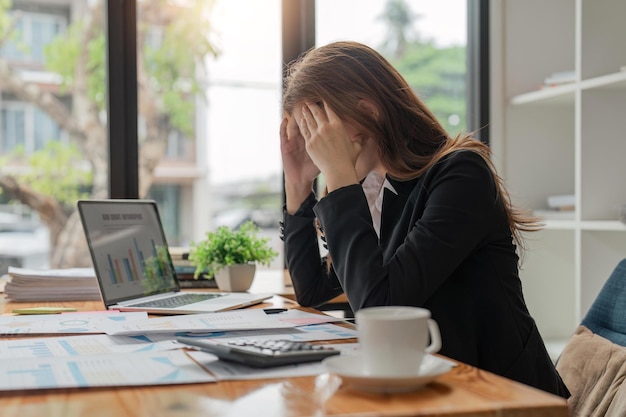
[280,116,320,213]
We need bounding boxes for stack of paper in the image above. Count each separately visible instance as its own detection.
[4,267,101,301]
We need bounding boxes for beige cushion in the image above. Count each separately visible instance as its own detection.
[556,325,626,417]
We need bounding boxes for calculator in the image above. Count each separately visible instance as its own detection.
[176,337,341,368]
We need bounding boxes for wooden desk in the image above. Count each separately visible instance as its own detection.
[0,298,570,417]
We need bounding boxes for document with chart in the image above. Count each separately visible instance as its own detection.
[0,333,179,359]
[0,311,148,335]
[0,349,215,391]
[97,308,344,336]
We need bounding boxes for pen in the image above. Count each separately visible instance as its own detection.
[263,308,288,314]
[12,307,78,315]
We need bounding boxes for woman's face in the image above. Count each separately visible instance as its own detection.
[291,104,383,180]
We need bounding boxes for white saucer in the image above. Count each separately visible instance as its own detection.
[322,354,455,394]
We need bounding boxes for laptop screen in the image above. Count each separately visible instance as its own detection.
[78,200,180,305]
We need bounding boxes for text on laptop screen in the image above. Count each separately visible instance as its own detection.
[80,201,179,303]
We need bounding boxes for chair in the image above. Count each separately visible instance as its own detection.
[581,258,626,347]
[556,258,626,417]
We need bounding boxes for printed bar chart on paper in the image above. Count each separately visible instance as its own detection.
[0,334,179,359]
[0,350,215,391]
[0,312,148,335]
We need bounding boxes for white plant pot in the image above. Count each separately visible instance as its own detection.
[214,264,256,292]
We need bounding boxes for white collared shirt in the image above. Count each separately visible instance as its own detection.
[361,171,398,238]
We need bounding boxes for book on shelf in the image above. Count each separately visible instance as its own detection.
[542,70,576,88]
[173,263,212,279]
[534,209,576,221]
[169,248,217,288]
[169,246,190,261]
[4,266,101,302]
[547,194,575,211]
[178,275,217,288]
[176,270,217,288]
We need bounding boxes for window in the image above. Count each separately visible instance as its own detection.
[315,0,468,136]
[142,0,284,269]
[0,0,484,276]
[1,105,25,152]
[0,11,67,64]
[1,102,65,153]
[0,0,105,271]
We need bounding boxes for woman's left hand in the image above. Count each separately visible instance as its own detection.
[296,101,361,192]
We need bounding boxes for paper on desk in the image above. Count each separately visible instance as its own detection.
[188,343,361,381]
[0,349,215,391]
[99,309,345,336]
[0,333,180,359]
[5,266,100,301]
[191,323,358,343]
[0,311,148,335]
[0,323,355,361]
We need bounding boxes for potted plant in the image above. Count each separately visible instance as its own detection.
[188,220,278,292]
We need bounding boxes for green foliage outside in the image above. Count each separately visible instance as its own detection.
[0,142,92,208]
[189,220,278,278]
[387,40,466,137]
[0,0,12,38]
[42,2,217,135]
[377,0,466,137]
[45,25,108,110]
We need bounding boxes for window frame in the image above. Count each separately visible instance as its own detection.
[467,0,490,144]
[106,0,139,198]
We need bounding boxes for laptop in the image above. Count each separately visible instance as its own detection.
[77,199,272,315]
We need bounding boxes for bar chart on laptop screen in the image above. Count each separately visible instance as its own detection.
[84,204,177,300]
[104,236,172,285]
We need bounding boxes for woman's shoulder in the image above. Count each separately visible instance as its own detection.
[434,148,492,175]
[387,149,492,195]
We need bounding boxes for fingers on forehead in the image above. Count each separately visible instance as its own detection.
[306,102,330,122]
[321,101,340,120]
[288,121,301,135]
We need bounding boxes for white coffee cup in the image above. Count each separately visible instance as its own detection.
[356,306,441,377]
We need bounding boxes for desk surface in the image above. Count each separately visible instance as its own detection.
[250,269,350,307]
[0,297,570,417]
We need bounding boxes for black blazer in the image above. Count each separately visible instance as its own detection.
[283,150,569,398]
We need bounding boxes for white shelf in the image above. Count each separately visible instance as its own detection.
[542,220,578,230]
[580,70,626,91]
[580,221,626,231]
[510,84,576,106]
[491,0,626,343]
[510,70,626,106]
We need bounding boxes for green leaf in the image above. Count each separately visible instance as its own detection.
[188,220,278,278]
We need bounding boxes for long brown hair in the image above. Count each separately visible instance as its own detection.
[283,41,540,250]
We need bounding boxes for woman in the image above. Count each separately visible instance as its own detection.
[279,41,569,398]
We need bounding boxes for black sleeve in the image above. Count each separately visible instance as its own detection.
[282,193,343,307]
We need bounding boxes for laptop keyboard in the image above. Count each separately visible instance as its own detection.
[129,292,226,308]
